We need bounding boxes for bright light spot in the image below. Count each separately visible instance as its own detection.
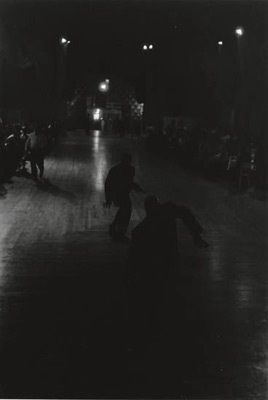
[143,44,148,50]
[235,27,244,36]
[67,40,71,44]
[218,41,223,46]
[93,108,101,120]
[149,44,153,50]
[99,82,108,92]
[60,37,68,44]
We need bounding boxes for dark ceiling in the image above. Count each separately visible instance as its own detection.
[0,0,267,107]
[2,0,267,46]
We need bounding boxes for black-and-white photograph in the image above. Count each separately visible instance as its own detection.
[0,0,267,398]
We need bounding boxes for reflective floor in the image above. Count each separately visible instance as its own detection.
[0,131,267,399]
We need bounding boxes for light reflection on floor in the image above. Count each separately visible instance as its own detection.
[92,131,108,192]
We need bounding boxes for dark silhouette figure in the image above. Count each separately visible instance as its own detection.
[25,127,48,181]
[104,153,143,240]
[127,195,209,352]
[131,195,208,262]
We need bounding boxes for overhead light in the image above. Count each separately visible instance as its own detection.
[143,44,148,50]
[218,41,223,46]
[60,37,68,44]
[99,82,109,92]
[149,44,153,50]
[235,27,244,37]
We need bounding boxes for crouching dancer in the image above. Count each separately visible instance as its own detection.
[126,195,209,353]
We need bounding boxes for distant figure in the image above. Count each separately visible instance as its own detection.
[127,195,208,350]
[25,126,48,181]
[104,153,143,240]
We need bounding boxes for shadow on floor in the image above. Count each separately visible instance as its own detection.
[0,229,132,398]
[36,178,77,202]
[0,229,263,399]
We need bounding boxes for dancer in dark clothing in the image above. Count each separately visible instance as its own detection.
[127,195,208,352]
[104,153,143,240]
[128,195,208,286]
[131,195,208,265]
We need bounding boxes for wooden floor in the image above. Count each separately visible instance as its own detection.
[0,130,267,399]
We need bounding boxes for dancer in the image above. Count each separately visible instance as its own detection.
[104,153,143,240]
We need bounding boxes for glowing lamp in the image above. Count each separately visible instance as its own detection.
[235,27,244,37]
[99,82,108,92]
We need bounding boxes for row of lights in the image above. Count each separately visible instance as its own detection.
[143,44,154,51]
[218,26,244,47]
[142,27,245,50]
[60,24,244,50]
[60,27,244,51]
